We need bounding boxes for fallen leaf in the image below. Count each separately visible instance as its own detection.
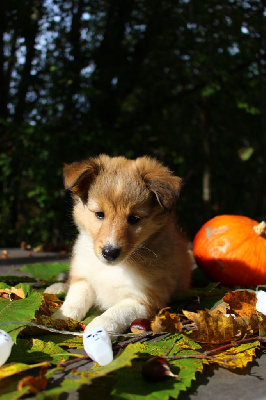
[21,263,69,282]
[257,312,266,336]
[211,299,228,314]
[0,361,50,380]
[8,338,71,365]
[113,334,205,400]
[20,241,26,250]
[17,363,49,394]
[38,343,144,398]
[211,341,260,369]
[0,287,25,301]
[223,290,257,318]
[0,290,43,343]
[1,250,8,259]
[151,308,182,333]
[36,293,63,317]
[183,309,255,343]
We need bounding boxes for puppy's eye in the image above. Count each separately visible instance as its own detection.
[95,212,104,219]
[127,215,141,225]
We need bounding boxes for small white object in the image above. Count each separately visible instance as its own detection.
[256,290,266,316]
[0,330,14,366]
[83,326,113,366]
[224,313,235,318]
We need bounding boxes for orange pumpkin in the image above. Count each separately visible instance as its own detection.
[193,215,266,286]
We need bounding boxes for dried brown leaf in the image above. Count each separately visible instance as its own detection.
[36,293,63,316]
[151,308,182,333]
[17,363,49,394]
[0,287,25,300]
[211,299,228,314]
[257,312,266,336]
[20,293,81,335]
[211,341,260,369]
[223,290,257,318]
[183,309,257,344]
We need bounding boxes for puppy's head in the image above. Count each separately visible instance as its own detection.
[64,155,182,264]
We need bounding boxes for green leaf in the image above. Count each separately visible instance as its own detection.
[211,340,260,369]
[0,291,43,342]
[36,343,144,398]
[0,361,50,380]
[21,263,69,281]
[0,383,29,399]
[35,373,90,399]
[112,335,206,400]
[92,342,143,375]
[238,146,254,161]
[35,334,83,349]
[237,101,260,115]
[0,282,11,290]
[8,338,71,365]
[201,83,221,97]
[0,282,34,297]
[0,276,37,285]
[83,308,102,325]
[13,283,34,297]
[171,283,229,310]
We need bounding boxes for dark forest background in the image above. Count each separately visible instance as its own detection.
[0,0,265,247]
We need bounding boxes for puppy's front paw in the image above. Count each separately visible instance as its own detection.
[44,283,68,295]
[85,316,123,334]
[52,308,69,320]
[52,305,86,321]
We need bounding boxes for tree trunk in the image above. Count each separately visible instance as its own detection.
[0,2,8,118]
[14,2,42,123]
[256,0,266,217]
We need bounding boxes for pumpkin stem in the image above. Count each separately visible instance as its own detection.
[253,221,266,238]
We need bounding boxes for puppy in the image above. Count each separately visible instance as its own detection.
[46,155,191,333]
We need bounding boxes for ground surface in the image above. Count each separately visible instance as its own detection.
[0,249,266,399]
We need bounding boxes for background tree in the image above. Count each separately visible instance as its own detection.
[0,0,265,247]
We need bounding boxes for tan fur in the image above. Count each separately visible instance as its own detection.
[47,155,191,334]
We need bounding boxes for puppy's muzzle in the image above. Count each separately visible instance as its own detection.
[102,245,121,262]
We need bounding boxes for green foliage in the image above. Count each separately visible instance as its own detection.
[0,285,43,343]
[21,263,69,281]
[112,335,205,400]
[0,0,265,245]
[0,268,263,399]
[8,338,71,365]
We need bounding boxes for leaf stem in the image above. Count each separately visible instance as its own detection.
[114,332,155,349]
[58,355,91,368]
[164,338,178,356]
[162,335,266,362]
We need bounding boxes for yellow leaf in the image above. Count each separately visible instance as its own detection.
[151,308,182,333]
[0,287,25,300]
[35,293,63,317]
[183,309,256,344]
[17,363,49,395]
[257,312,266,336]
[211,341,260,369]
[223,290,257,318]
[0,362,50,380]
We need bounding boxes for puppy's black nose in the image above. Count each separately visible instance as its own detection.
[102,246,121,261]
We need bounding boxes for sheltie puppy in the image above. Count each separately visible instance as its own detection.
[46,155,191,334]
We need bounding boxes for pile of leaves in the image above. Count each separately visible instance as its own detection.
[0,263,265,399]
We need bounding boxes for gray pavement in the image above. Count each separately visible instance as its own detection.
[0,249,266,399]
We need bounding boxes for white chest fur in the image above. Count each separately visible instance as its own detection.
[71,232,148,310]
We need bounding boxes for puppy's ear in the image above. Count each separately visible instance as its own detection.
[63,158,101,202]
[136,157,183,211]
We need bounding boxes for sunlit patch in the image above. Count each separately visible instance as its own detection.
[211,238,230,256]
